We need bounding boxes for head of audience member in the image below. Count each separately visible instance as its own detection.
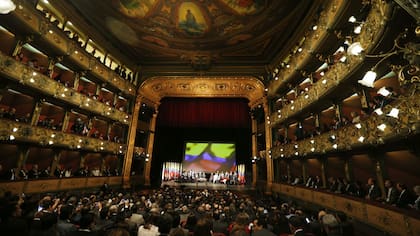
[321,214,340,235]
[288,216,306,233]
[193,218,213,236]
[384,179,394,189]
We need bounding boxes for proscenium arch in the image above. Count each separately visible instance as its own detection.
[138,76,266,108]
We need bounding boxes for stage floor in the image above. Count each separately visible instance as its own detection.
[161,180,255,191]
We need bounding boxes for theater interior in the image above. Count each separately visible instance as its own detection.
[0,0,419,235]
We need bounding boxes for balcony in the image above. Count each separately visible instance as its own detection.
[2,0,136,97]
[270,0,393,126]
[271,84,420,158]
[0,119,127,154]
[0,51,130,124]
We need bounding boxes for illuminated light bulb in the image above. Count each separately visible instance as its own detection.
[347,42,364,55]
[32,72,37,76]
[358,71,376,87]
[322,79,327,84]
[330,135,336,140]
[51,134,55,138]
[348,16,357,23]
[294,144,298,149]
[101,142,104,145]
[312,25,318,30]
[281,154,284,158]
[145,158,149,162]
[374,108,383,115]
[12,127,18,132]
[290,100,294,104]
[77,145,81,149]
[64,88,68,91]
[277,114,281,118]
[339,56,347,63]
[320,71,325,76]
[355,123,362,129]
[280,148,283,152]
[286,64,290,68]
[79,139,82,143]
[9,135,15,140]
[275,76,279,80]
[100,147,104,150]
[267,121,271,124]
[298,47,303,52]
[311,147,315,152]
[387,108,399,118]
[377,124,387,131]
[264,88,268,92]
[310,140,315,144]
[295,152,299,156]
[291,106,295,110]
[75,50,78,54]
[277,110,281,113]
[61,93,66,97]
[266,116,270,120]
[377,87,391,97]
[29,78,35,83]
[358,136,365,143]
[354,25,362,34]
[304,94,309,99]
[48,140,54,145]
[48,30,53,34]
[0,0,16,14]
[332,144,338,149]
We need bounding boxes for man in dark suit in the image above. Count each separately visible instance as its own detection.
[396,183,414,209]
[384,179,398,205]
[288,216,307,236]
[365,177,381,201]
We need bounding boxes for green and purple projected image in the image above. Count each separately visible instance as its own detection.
[183,142,236,173]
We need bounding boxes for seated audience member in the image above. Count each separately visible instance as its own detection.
[252,216,276,236]
[288,216,307,236]
[68,212,98,236]
[383,179,398,205]
[335,211,354,236]
[193,218,213,236]
[321,214,341,236]
[396,183,414,209]
[138,213,160,236]
[410,185,420,210]
[365,177,381,201]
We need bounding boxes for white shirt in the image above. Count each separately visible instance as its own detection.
[138,224,159,236]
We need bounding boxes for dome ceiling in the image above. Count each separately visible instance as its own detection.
[58,0,320,75]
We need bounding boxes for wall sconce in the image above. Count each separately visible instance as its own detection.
[377,123,387,131]
[347,42,364,56]
[387,108,399,118]
[0,0,16,14]
[358,71,376,87]
[377,86,391,96]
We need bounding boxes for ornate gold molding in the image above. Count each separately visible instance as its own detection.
[139,76,266,108]
[7,0,135,97]
[268,0,348,96]
[0,51,130,124]
[270,0,394,127]
[271,86,420,158]
[272,183,420,236]
[0,119,126,154]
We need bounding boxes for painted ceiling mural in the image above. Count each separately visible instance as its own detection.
[68,0,314,65]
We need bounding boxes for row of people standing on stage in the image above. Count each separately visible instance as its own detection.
[180,170,207,182]
[210,171,240,185]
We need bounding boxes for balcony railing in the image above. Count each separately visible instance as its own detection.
[270,0,393,126]
[268,0,349,96]
[0,119,127,154]
[272,183,420,236]
[5,0,136,97]
[0,51,130,124]
[271,85,420,158]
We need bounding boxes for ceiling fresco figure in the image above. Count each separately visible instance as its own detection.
[219,0,264,15]
[115,0,158,18]
[177,2,208,36]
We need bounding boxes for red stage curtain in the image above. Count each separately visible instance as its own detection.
[157,98,250,128]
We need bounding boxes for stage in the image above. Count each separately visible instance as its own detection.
[161,180,255,191]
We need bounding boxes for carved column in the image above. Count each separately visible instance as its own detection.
[344,156,354,182]
[16,146,29,180]
[314,113,320,129]
[49,150,61,176]
[251,114,258,187]
[61,111,70,132]
[320,158,327,188]
[335,103,343,122]
[369,151,386,199]
[30,101,43,126]
[263,99,273,191]
[144,108,158,186]
[122,95,142,188]
[73,72,82,90]
[302,160,307,184]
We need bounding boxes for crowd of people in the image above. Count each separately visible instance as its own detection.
[0,184,358,236]
[284,175,420,211]
[0,164,120,181]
